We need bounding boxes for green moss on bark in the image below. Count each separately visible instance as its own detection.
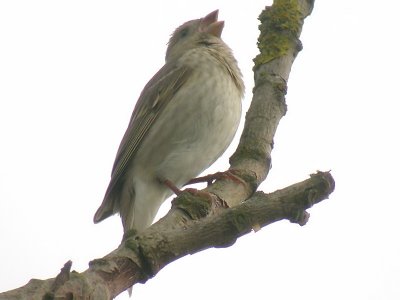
[254,0,302,68]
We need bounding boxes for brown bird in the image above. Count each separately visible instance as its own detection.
[94,10,244,233]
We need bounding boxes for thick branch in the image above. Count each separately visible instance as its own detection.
[135,171,334,278]
[0,171,333,300]
[208,0,315,207]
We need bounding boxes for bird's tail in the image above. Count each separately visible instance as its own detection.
[94,175,128,224]
[93,192,117,223]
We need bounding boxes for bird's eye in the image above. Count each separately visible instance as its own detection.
[179,28,189,38]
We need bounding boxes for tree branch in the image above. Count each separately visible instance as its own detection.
[0,1,332,299]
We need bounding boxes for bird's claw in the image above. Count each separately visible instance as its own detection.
[185,170,246,187]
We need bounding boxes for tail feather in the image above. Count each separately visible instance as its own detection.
[94,179,122,223]
[93,196,115,223]
[94,184,120,223]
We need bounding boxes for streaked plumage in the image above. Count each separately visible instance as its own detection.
[94,10,244,233]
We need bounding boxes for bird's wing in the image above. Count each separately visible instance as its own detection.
[93,63,193,223]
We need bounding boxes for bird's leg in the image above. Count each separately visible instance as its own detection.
[162,178,214,201]
[163,179,183,195]
[185,170,246,187]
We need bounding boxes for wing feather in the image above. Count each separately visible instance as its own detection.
[93,63,193,222]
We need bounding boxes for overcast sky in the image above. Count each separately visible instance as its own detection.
[1,1,399,299]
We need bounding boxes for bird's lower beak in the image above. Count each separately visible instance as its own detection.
[200,10,224,38]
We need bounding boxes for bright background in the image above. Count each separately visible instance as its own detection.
[1,1,399,299]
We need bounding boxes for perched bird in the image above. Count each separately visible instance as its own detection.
[94,10,244,233]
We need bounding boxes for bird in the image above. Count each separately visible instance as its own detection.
[93,10,244,234]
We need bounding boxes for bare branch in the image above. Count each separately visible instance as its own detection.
[209,0,315,207]
[0,171,333,300]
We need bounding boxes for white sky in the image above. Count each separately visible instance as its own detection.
[1,1,399,299]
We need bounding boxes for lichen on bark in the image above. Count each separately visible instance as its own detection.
[254,0,303,68]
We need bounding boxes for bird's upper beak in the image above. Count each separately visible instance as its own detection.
[199,10,224,38]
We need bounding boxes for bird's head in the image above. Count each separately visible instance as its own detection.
[165,10,224,62]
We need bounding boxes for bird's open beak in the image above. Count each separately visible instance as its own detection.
[199,10,224,38]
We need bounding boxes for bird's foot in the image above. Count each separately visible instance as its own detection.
[163,179,183,195]
[163,179,214,201]
[185,170,246,187]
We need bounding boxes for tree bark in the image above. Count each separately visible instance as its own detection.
[0,1,332,299]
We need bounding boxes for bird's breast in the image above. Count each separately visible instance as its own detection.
[131,51,242,189]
